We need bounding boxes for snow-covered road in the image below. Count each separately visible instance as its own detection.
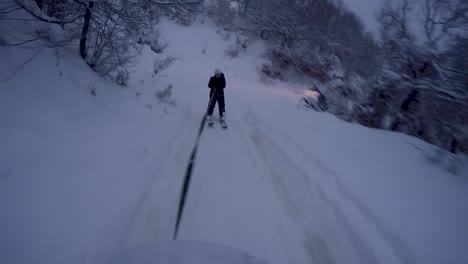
[179,98,337,264]
[1,17,467,264]
[148,19,468,264]
[176,86,397,264]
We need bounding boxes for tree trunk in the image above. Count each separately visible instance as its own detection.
[35,0,42,10]
[241,0,250,17]
[80,2,94,60]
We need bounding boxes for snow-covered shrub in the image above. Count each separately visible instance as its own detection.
[360,0,468,154]
[418,146,467,175]
[355,74,468,154]
[155,84,172,100]
[221,31,231,41]
[86,83,97,96]
[245,0,379,78]
[150,40,168,54]
[318,84,355,118]
[259,63,282,81]
[138,29,167,54]
[155,84,176,106]
[173,11,197,26]
[160,2,202,26]
[116,70,130,87]
[153,56,177,75]
[209,0,238,29]
[264,47,343,83]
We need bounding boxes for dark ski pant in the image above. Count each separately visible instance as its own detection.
[207,93,225,117]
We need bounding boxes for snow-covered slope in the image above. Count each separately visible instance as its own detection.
[1,16,467,264]
[0,16,199,264]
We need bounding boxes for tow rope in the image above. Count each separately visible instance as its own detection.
[173,88,217,240]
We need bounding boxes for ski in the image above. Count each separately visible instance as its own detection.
[220,119,228,129]
[206,116,227,129]
[207,115,214,126]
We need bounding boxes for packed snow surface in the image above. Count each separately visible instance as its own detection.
[1,17,467,264]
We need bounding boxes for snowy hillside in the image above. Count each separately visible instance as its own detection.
[1,9,468,264]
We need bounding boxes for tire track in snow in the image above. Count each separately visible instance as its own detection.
[255,117,417,264]
[243,107,416,264]
[120,107,202,243]
[242,108,375,264]
[85,106,200,263]
[177,101,308,264]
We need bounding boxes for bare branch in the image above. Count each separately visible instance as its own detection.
[2,37,41,46]
[12,0,84,24]
[143,0,204,5]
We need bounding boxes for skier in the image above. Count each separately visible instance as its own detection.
[207,69,227,128]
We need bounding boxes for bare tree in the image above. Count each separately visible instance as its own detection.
[3,0,204,83]
[79,1,92,60]
[246,0,378,80]
[422,0,468,49]
[368,0,468,153]
[209,0,237,28]
[35,0,42,10]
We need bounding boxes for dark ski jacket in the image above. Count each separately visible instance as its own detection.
[208,74,226,95]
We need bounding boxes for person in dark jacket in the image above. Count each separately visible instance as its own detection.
[207,68,226,122]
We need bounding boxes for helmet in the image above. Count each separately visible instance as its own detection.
[214,68,222,75]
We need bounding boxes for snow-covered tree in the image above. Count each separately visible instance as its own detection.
[366,0,468,153]
[3,0,204,83]
[244,0,378,81]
